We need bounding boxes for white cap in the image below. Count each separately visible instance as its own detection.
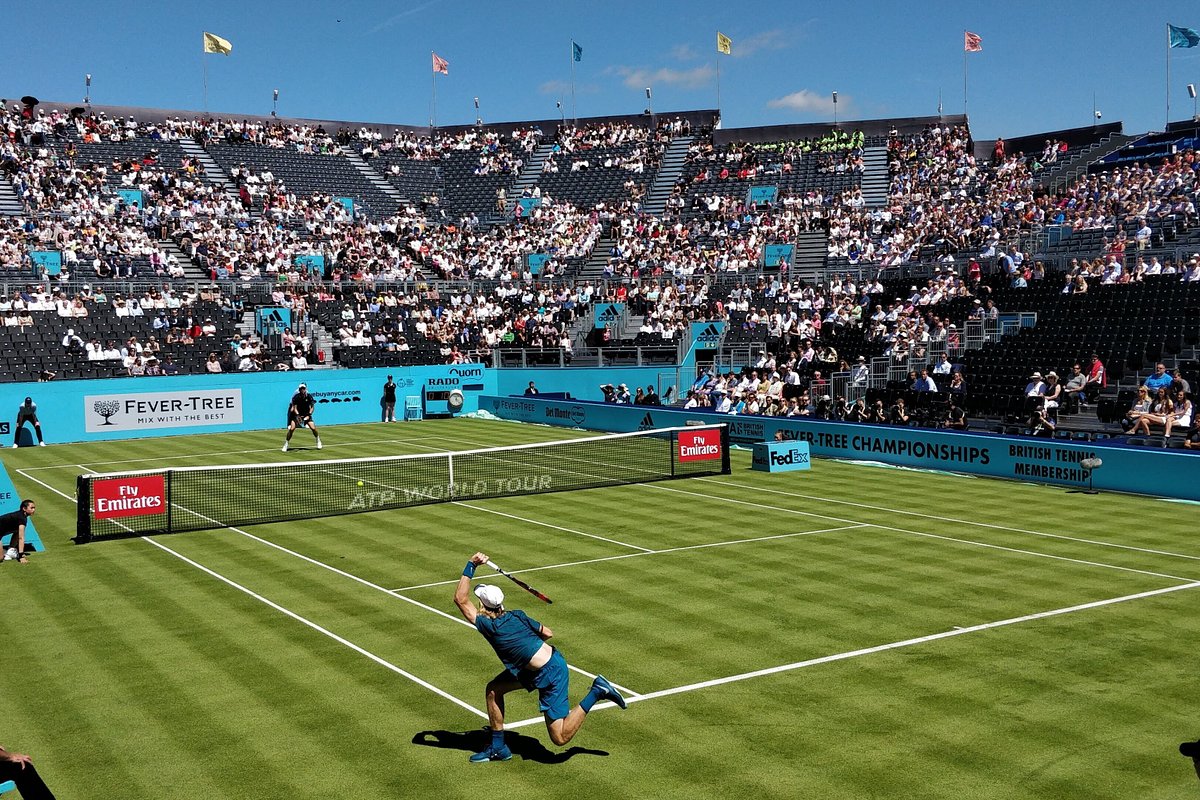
[474,584,504,609]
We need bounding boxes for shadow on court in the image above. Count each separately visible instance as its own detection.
[412,729,609,763]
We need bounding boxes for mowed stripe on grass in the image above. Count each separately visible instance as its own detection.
[4,417,1198,799]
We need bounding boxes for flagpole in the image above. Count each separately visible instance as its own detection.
[430,52,437,130]
[962,31,968,116]
[716,55,722,116]
[570,40,577,124]
[1167,24,1172,129]
[202,53,209,114]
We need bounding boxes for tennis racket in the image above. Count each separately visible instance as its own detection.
[486,560,553,604]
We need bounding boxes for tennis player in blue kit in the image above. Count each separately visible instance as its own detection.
[454,551,626,763]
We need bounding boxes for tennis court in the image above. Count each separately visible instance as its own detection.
[5,417,1199,799]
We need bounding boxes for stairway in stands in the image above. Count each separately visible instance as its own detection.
[1042,133,1134,191]
[0,176,23,216]
[575,230,616,281]
[859,145,890,206]
[790,230,829,284]
[502,142,556,215]
[178,139,240,204]
[641,135,695,216]
[340,146,406,213]
[160,238,209,282]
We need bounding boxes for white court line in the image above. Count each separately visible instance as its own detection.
[393,524,867,592]
[640,483,1200,584]
[453,503,653,553]
[22,436,1199,723]
[700,479,1200,564]
[20,435,444,471]
[617,580,1200,704]
[141,537,487,720]
[64,465,643,700]
[23,465,490,718]
[413,435,1200,585]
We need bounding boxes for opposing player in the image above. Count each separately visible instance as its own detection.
[453,551,626,763]
[282,383,321,452]
[12,397,46,448]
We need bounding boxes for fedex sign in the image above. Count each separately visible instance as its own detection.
[678,428,723,462]
[92,476,167,519]
[751,440,811,473]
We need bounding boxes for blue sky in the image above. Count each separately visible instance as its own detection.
[7,1,1200,139]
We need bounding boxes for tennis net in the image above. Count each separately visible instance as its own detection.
[75,424,730,542]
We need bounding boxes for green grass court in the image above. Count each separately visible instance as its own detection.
[3,417,1198,799]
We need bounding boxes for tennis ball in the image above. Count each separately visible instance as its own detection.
[357,481,364,487]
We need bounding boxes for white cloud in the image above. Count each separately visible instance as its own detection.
[539,80,573,95]
[670,44,698,62]
[767,89,849,115]
[370,0,441,34]
[731,28,790,58]
[610,65,715,91]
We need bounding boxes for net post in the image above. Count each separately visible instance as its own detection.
[720,424,731,474]
[166,470,173,535]
[669,430,677,477]
[448,453,455,500]
[75,474,92,544]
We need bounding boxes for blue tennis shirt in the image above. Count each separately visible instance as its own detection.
[475,609,545,676]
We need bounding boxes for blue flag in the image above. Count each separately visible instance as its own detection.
[572,41,583,62]
[1170,24,1200,48]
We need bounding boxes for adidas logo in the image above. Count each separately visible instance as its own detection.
[638,412,655,431]
[696,323,723,343]
[597,304,622,321]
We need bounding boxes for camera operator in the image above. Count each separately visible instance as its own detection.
[1030,401,1056,437]
[814,394,833,420]
[889,397,910,426]
[945,395,968,430]
[845,397,868,422]
[831,396,848,421]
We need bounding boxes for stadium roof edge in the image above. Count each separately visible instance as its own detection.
[13,97,720,138]
[712,114,967,146]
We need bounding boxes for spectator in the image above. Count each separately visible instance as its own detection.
[205,352,223,373]
[1062,363,1088,412]
[913,368,937,393]
[1143,362,1173,395]
[1122,387,1152,431]
[1085,354,1107,405]
[524,381,539,396]
[1130,387,1173,436]
[1042,372,1062,415]
[1166,389,1193,439]
[1024,371,1046,398]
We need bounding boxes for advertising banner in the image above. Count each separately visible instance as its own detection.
[481,395,1200,501]
[117,189,144,209]
[91,475,167,520]
[594,303,625,329]
[31,250,62,276]
[747,185,778,205]
[763,244,794,269]
[84,389,243,433]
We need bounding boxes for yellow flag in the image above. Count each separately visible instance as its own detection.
[202,32,233,55]
[717,31,732,55]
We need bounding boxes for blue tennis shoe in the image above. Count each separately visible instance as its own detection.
[469,746,512,763]
[592,675,627,709]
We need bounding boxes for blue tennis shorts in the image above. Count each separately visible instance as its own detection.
[517,649,570,721]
